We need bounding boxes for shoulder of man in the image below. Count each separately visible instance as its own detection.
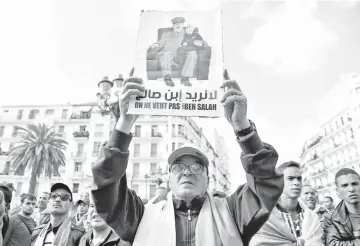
[70,223,86,234]
[33,223,47,233]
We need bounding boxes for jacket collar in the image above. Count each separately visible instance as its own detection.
[87,229,120,244]
[173,196,206,212]
[331,200,348,224]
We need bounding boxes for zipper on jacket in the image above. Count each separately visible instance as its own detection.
[188,209,192,246]
[187,209,192,221]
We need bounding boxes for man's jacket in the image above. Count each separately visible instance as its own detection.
[79,229,131,246]
[31,222,85,246]
[2,213,32,246]
[91,129,284,245]
[323,200,360,246]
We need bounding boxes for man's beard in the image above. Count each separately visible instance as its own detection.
[23,211,33,216]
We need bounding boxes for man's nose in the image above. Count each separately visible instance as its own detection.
[182,167,192,175]
[348,185,356,192]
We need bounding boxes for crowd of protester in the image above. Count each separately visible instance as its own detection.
[0,73,359,245]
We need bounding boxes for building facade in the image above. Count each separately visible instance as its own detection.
[300,73,360,203]
[0,103,231,204]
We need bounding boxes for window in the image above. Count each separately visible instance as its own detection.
[134,144,140,157]
[92,142,101,156]
[172,124,176,137]
[95,124,104,132]
[73,183,80,193]
[151,125,158,137]
[12,126,19,137]
[341,117,344,125]
[172,142,176,152]
[45,109,55,116]
[134,125,141,137]
[17,110,23,120]
[79,125,86,132]
[150,185,156,198]
[0,126,5,137]
[77,143,84,155]
[150,163,157,173]
[133,163,140,178]
[131,184,139,193]
[74,162,82,172]
[151,143,157,157]
[178,125,185,135]
[61,109,68,119]
[29,109,39,120]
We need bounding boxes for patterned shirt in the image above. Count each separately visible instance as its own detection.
[276,203,304,239]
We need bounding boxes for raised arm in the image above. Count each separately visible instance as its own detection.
[220,72,284,244]
[91,76,145,243]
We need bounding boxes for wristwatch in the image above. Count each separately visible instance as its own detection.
[234,120,256,138]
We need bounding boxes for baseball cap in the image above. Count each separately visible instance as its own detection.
[75,199,89,206]
[168,145,209,168]
[51,183,73,201]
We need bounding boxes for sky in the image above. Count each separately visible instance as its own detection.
[1,0,360,191]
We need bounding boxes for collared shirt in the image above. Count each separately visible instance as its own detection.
[89,230,113,246]
[276,203,304,239]
[43,223,62,245]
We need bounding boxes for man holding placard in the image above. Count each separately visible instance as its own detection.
[91,72,284,245]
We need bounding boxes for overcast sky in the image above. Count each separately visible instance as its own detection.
[1,0,360,191]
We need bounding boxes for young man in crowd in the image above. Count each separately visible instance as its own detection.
[32,191,51,226]
[79,209,130,246]
[91,74,284,245]
[12,193,37,240]
[73,199,90,230]
[0,185,31,246]
[31,183,85,246]
[323,168,360,245]
[250,161,324,246]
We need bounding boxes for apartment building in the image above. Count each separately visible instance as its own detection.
[0,103,231,203]
[301,73,360,203]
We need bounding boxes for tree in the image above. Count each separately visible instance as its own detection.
[9,123,68,194]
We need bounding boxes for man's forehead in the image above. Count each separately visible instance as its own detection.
[283,167,301,176]
[337,174,360,184]
[302,186,315,193]
[24,198,36,203]
[52,188,71,195]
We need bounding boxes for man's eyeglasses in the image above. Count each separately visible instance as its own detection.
[170,163,205,175]
[50,193,72,202]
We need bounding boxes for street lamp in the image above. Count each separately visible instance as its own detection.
[96,75,122,119]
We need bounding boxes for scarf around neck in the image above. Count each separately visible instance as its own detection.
[133,191,243,246]
[34,218,72,246]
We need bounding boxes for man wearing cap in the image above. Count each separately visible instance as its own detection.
[150,17,203,87]
[31,183,85,246]
[91,75,284,245]
[73,198,90,230]
[0,185,31,246]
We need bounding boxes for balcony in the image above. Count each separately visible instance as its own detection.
[151,132,163,138]
[94,132,104,138]
[70,112,91,120]
[73,171,85,178]
[71,152,86,161]
[73,131,89,139]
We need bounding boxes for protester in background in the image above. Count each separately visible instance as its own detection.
[73,199,90,230]
[148,187,167,204]
[31,183,85,246]
[9,193,27,216]
[91,74,284,245]
[79,209,130,246]
[300,184,327,220]
[250,161,324,246]
[323,168,360,245]
[323,196,335,213]
[11,193,37,242]
[32,191,51,226]
[0,185,32,246]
